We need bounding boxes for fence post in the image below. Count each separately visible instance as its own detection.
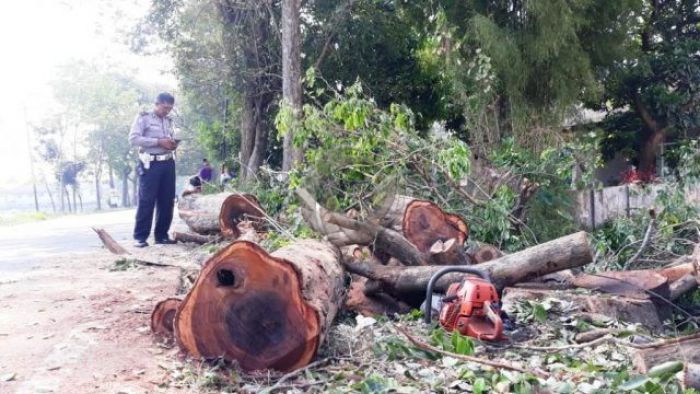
[625,185,630,218]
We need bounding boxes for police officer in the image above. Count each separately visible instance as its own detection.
[129,93,179,247]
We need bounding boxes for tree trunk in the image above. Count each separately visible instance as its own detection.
[572,270,670,300]
[281,0,303,171]
[108,165,115,189]
[239,92,256,181]
[177,192,266,236]
[121,168,130,207]
[131,174,138,207]
[95,173,102,211]
[244,96,270,180]
[640,129,665,173]
[174,240,344,372]
[345,231,592,298]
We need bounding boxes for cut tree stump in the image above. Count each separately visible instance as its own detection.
[151,298,181,338]
[633,337,700,373]
[502,287,663,330]
[218,193,266,238]
[344,231,592,300]
[174,240,344,372]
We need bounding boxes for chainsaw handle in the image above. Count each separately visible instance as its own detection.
[479,300,503,341]
[423,266,491,324]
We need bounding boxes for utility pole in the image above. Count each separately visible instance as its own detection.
[24,106,40,212]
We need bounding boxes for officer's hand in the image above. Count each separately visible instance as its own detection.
[158,138,177,150]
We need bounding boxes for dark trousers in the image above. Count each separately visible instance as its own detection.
[134,159,176,241]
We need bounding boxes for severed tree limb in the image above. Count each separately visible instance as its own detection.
[624,209,657,269]
[296,188,429,266]
[669,274,699,301]
[93,227,129,255]
[345,231,592,295]
[394,324,550,378]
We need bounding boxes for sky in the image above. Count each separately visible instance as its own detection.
[0,0,175,188]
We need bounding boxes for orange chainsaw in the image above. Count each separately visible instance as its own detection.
[423,267,504,341]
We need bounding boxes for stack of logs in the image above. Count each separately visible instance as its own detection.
[150,188,700,378]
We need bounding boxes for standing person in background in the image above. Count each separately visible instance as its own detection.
[198,159,213,183]
[128,92,179,248]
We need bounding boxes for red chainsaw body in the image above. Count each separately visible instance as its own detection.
[438,277,504,340]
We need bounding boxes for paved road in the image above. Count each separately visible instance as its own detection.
[0,209,185,272]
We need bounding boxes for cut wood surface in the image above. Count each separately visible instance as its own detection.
[177,192,231,234]
[633,337,700,373]
[429,238,472,266]
[344,231,592,296]
[174,240,344,372]
[401,199,468,254]
[660,261,699,282]
[218,193,266,238]
[502,287,663,330]
[150,298,181,338]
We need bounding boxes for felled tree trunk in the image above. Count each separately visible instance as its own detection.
[572,271,670,300]
[178,192,266,237]
[174,240,344,372]
[345,276,411,317]
[345,231,592,298]
[178,192,231,234]
[173,231,217,245]
[151,298,181,338]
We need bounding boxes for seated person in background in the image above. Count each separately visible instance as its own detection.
[198,159,213,183]
[182,175,202,197]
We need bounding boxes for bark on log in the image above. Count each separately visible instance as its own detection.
[660,262,699,282]
[572,271,670,300]
[669,274,699,301]
[684,363,700,390]
[177,192,231,234]
[344,231,592,298]
[345,276,411,317]
[218,193,266,238]
[502,287,663,330]
[151,298,181,338]
[173,231,217,245]
[471,244,504,263]
[93,227,129,255]
[174,240,344,372]
[633,337,700,373]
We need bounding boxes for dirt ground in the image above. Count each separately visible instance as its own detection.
[0,243,204,394]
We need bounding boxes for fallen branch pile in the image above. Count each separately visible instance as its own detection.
[136,187,700,384]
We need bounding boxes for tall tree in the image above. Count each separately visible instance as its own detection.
[281,0,303,171]
[601,0,700,172]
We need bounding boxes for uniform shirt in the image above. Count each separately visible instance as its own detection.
[129,111,175,155]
